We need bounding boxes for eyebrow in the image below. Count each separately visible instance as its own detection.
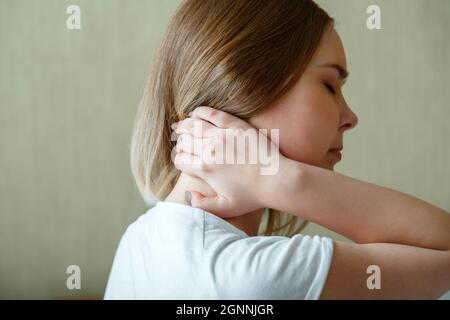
[315,63,349,82]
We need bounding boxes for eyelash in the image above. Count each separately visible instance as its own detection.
[324,83,336,95]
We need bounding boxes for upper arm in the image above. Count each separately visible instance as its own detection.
[319,240,450,299]
[206,234,334,299]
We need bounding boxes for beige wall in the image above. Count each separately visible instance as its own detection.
[0,0,449,299]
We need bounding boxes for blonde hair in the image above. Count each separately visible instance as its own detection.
[131,0,334,237]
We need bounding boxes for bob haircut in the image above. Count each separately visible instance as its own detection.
[131,0,334,236]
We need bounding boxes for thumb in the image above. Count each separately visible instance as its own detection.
[185,191,230,217]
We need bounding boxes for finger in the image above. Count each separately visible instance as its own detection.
[187,191,234,217]
[175,133,196,155]
[191,106,252,130]
[173,152,211,179]
[174,118,222,138]
[176,133,216,157]
[173,151,200,171]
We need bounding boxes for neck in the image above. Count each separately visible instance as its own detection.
[165,173,264,237]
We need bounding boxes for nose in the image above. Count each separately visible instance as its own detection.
[340,100,358,131]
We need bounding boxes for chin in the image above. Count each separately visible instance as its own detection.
[321,161,335,171]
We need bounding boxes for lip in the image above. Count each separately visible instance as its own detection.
[328,149,342,161]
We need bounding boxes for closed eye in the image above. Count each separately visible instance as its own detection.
[324,83,336,95]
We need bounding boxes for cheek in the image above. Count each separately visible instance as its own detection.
[277,116,331,165]
[249,88,338,166]
[278,103,338,165]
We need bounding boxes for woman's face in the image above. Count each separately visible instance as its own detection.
[249,27,358,171]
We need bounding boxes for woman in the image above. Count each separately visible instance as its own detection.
[104,0,450,299]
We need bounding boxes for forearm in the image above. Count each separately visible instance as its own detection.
[320,241,450,299]
[274,158,450,250]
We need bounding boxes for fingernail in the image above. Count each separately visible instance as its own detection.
[185,191,192,203]
[171,122,178,129]
[188,111,193,116]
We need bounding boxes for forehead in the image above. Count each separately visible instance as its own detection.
[310,27,347,69]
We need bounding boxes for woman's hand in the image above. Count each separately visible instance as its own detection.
[171,106,291,218]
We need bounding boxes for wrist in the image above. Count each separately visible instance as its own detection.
[262,156,307,212]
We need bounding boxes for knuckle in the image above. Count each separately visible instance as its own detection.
[209,109,218,117]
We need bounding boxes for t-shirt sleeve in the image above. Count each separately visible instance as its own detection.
[205,234,334,300]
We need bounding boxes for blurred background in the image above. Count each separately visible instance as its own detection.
[0,0,449,299]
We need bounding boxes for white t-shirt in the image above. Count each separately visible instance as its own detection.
[104,201,334,300]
